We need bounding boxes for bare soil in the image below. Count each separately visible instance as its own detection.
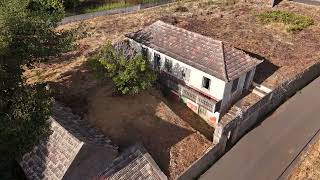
[289,138,320,180]
[24,0,320,178]
[86,84,212,179]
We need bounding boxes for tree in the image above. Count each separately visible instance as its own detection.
[89,41,156,95]
[0,0,74,178]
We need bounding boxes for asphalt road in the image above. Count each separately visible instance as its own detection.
[200,76,320,180]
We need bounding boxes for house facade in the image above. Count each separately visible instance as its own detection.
[127,21,262,125]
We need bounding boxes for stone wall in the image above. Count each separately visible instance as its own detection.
[177,142,226,180]
[217,61,320,147]
[60,0,171,25]
[178,61,320,179]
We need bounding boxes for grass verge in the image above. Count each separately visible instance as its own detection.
[83,2,131,13]
[257,11,314,32]
[65,0,167,16]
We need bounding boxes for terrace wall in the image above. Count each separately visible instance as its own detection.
[60,0,172,25]
[218,61,320,147]
[177,61,320,179]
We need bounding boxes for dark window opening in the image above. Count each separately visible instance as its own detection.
[202,77,211,90]
[154,53,161,70]
[164,58,173,73]
[214,100,221,113]
[244,71,251,89]
[231,78,239,93]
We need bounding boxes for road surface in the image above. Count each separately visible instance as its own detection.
[200,76,320,180]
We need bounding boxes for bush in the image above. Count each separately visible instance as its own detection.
[257,11,314,32]
[63,0,80,9]
[89,41,156,95]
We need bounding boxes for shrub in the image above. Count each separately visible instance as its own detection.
[257,11,314,32]
[89,41,156,95]
[175,6,189,12]
[63,0,80,9]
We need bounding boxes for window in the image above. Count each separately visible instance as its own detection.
[243,71,251,89]
[231,78,239,93]
[182,67,191,82]
[154,53,161,70]
[214,100,221,113]
[202,77,211,90]
[164,58,173,73]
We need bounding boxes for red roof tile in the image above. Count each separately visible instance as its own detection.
[127,21,262,81]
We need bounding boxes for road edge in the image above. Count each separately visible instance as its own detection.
[278,127,320,180]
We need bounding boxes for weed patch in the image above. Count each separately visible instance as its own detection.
[257,11,314,32]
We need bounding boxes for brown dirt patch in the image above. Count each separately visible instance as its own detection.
[289,138,320,180]
[86,84,212,179]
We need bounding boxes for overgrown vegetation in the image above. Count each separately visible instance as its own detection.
[83,1,131,13]
[65,0,166,16]
[257,10,314,32]
[89,41,156,95]
[0,0,74,178]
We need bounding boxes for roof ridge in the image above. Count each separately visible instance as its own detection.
[156,20,223,45]
[221,42,229,81]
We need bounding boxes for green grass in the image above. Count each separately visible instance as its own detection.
[257,11,314,32]
[65,0,166,16]
[82,2,132,13]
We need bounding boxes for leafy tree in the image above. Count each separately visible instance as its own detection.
[89,42,156,95]
[0,0,74,178]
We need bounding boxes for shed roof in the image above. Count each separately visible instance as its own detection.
[19,102,118,180]
[127,20,262,81]
[99,143,167,180]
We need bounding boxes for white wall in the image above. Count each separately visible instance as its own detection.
[220,71,250,116]
[130,40,227,101]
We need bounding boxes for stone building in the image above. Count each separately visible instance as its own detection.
[127,21,262,125]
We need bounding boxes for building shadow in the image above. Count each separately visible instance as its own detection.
[162,97,215,140]
[242,50,280,85]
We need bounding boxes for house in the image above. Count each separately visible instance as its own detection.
[19,102,166,180]
[126,20,262,125]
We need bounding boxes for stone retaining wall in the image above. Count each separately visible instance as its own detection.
[177,61,320,179]
[218,62,320,147]
[60,1,171,25]
[177,142,225,180]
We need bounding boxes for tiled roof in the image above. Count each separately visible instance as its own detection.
[19,102,118,180]
[127,20,262,81]
[99,144,167,180]
[19,119,84,180]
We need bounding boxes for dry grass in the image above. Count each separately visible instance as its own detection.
[289,138,320,180]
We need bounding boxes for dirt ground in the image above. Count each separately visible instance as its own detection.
[24,0,320,178]
[289,138,320,180]
[86,83,212,179]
